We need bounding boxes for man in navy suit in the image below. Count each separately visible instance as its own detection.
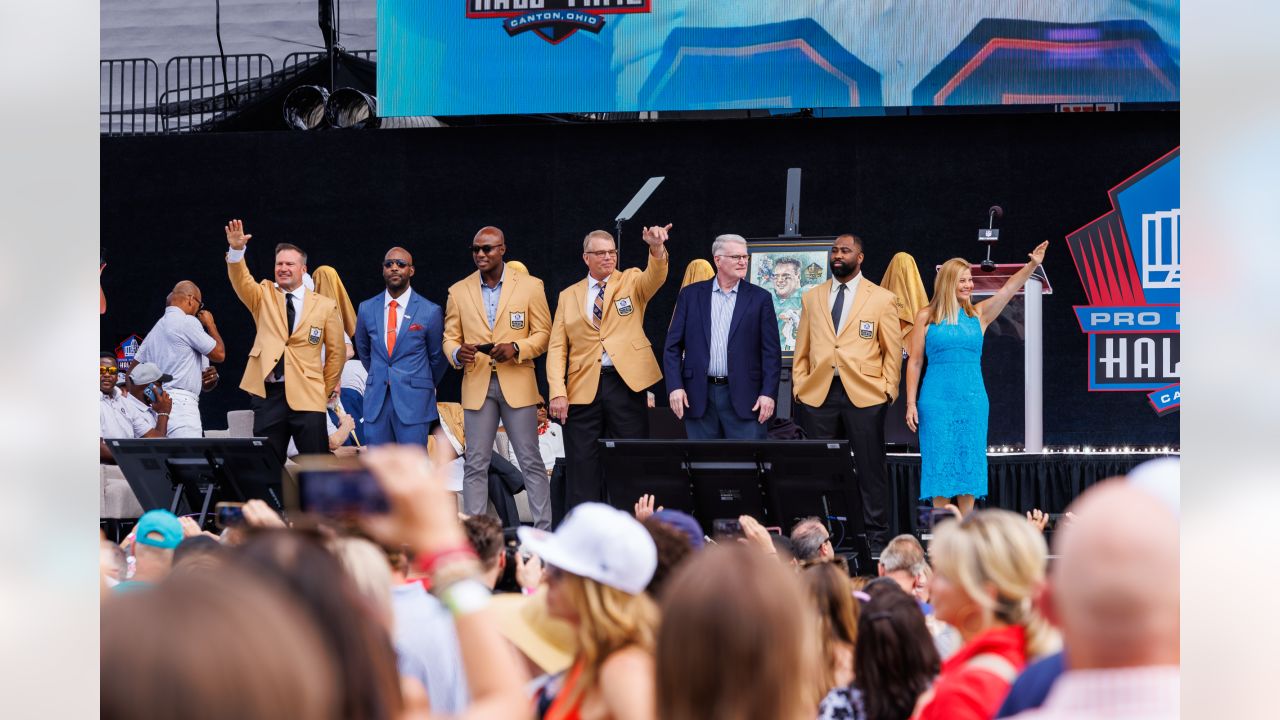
[354,247,448,446]
[663,234,781,439]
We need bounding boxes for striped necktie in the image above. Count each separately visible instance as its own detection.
[593,281,606,328]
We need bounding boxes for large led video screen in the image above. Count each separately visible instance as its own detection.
[378,1,1179,117]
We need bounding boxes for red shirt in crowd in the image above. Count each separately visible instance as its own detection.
[915,624,1027,720]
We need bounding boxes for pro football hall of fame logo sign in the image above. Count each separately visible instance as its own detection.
[467,0,652,45]
[1065,147,1180,416]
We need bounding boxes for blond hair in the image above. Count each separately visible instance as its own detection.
[929,510,1055,658]
[927,258,978,326]
[552,572,659,716]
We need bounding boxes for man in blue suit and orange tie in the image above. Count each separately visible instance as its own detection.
[663,234,781,439]
[354,247,448,446]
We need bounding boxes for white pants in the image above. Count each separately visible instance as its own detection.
[166,389,203,438]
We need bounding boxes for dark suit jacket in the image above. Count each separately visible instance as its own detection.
[354,288,447,426]
[663,279,781,420]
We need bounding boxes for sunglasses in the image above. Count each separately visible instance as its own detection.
[383,259,411,268]
[470,244,503,255]
[100,365,119,376]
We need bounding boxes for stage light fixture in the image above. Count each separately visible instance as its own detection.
[326,88,379,129]
[283,85,330,130]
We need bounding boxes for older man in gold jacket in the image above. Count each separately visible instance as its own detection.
[547,224,671,509]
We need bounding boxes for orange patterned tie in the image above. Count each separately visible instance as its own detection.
[387,300,398,355]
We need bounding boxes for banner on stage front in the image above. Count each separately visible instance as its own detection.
[1065,147,1180,416]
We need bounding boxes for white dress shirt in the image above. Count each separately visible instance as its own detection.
[585,273,615,367]
[539,422,565,471]
[135,306,217,395]
[827,272,862,334]
[384,287,413,339]
[341,358,368,395]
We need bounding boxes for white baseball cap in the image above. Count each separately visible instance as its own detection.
[517,503,657,595]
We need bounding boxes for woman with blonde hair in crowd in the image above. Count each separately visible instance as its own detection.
[657,544,822,720]
[904,242,1048,516]
[805,561,861,706]
[518,503,660,720]
[911,510,1056,720]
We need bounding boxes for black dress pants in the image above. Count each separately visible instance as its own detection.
[252,382,328,464]
[797,378,890,550]
[563,369,648,510]
[487,454,525,529]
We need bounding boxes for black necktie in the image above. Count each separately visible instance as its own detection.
[831,282,847,333]
[275,292,295,380]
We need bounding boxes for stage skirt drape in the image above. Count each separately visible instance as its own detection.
[886,452,1175,539]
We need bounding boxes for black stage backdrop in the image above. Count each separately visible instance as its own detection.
[100,110,1179,446]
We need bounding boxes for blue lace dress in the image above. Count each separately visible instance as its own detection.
[918,313,989,500]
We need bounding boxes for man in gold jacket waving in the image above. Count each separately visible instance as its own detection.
[547,224,671,510]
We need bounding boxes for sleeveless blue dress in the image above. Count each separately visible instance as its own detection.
[918,313,989,500]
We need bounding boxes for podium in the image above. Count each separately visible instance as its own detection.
[960,262,1054,452]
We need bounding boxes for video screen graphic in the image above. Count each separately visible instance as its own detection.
[379,1,1179,116]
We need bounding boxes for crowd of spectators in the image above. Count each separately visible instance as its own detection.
[101,449,1178,720]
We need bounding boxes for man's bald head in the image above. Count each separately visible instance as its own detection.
[383,247,413,265]
[1048,480,1179,669]
[474,226,505,244]
[168,281,202,315]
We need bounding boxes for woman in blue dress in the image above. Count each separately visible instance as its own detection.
[903,241,1048,515]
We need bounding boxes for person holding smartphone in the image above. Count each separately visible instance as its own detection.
[135,280,226,437]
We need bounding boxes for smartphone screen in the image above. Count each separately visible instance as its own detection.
[712,518,744,539]
[928,508,956,530]
[474,343,495,355]
[215,502,245,529]
[297,468,389,516]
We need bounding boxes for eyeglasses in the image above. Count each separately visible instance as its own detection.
[470,244,503,255]
[718,254,750,262]
[383,259,410,268]
[585,249,618,258]
[100,365,119,376]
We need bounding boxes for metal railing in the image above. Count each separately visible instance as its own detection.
[158,54,275,133]
[281,49,377,80]
[100,59,161,135]
[102,51,396,135]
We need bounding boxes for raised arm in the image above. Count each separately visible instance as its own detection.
[977,240,1049,331]
[635,224,672,302]
[224,219,261,313]
[904,307,931,432]
[363,446,531,720]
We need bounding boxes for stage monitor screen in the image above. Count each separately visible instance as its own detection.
[378,1,1179,116]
